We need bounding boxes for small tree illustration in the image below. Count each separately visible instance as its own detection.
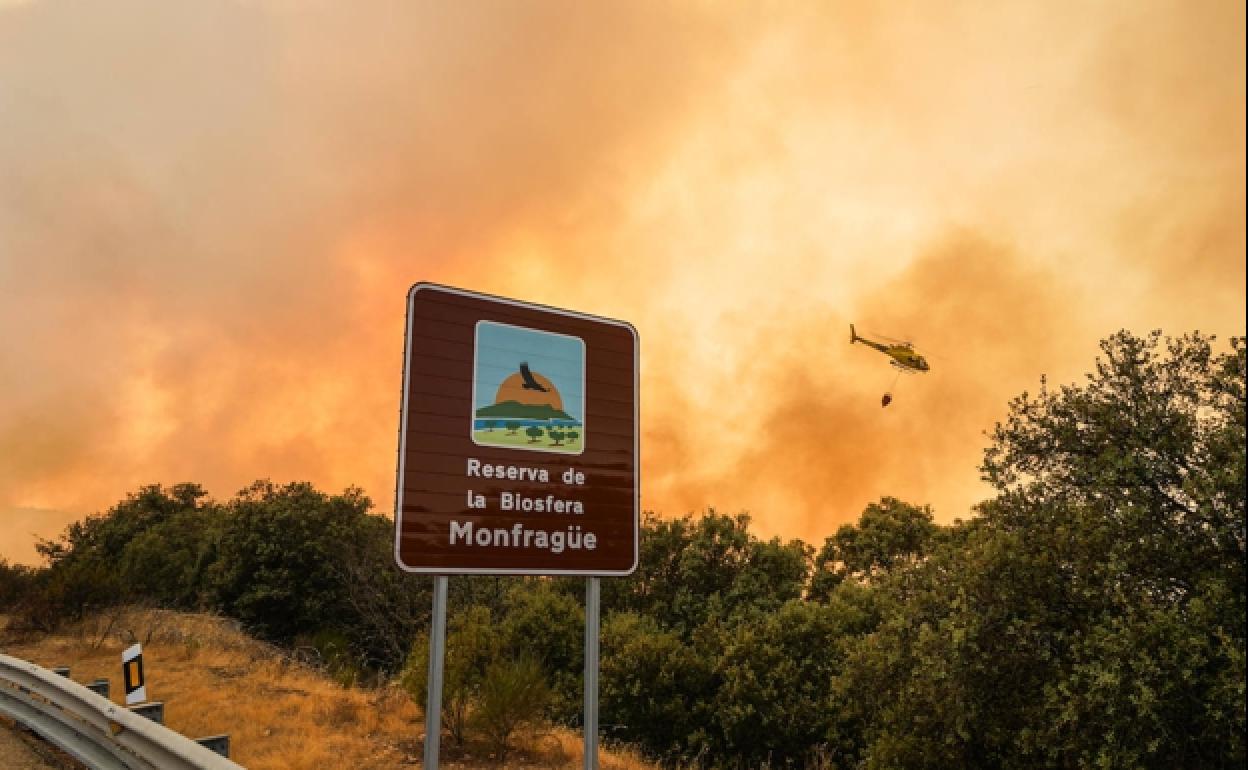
[525,426,544,444]
[484,420,498,432]
[506,422,520,435]
[548,428,565,446]
[567,430,579,445]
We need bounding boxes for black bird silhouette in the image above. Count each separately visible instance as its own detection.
[518,362,548,392]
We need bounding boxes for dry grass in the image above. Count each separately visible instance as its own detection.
[0,609,658,770]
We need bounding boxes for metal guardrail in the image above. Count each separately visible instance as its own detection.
[0,653,244,769]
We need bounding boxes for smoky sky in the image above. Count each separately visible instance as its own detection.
[1,0,1244,563]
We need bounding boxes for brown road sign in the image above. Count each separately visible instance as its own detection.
[394,283,639,575]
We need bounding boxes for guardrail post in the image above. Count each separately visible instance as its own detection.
[3,654,246,769]
[196,735,230,757]
[87,679,110,698]
[130,702,165,724]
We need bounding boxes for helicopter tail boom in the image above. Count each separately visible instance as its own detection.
[850,324,889,353]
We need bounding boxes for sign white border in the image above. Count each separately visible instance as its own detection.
[393,282,640,576]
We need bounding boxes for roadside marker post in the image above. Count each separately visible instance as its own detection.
[122,643,146,706]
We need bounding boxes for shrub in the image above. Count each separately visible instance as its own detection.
[471,655,550,760]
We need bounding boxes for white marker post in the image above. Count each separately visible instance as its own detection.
[122,643,146,705]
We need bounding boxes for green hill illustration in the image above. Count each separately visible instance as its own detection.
[475,400,576,421]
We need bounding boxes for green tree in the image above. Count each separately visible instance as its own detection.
[116,504,220,609]
[810,496,937,600]
[20,483,219,627]
[977,331,1247,767]
[596,511,836,765]
[11,557,122,631]
[840,331,1246,769]
[525,426,544,443]
[403,597,560,753]
[0,558,36,610]
[35,483,213,567]
[983,332,1245,615]
[471,655,551,760]
[605,510,810,636]
[327,511,432,674]
[402,605,498,747]
[600,612,719,763]
[206,481,378,646]
[835,518,1075,768]
[496,580,583,721]
[712,600,854,765]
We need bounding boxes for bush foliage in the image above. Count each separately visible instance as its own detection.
[4,330,1242,767]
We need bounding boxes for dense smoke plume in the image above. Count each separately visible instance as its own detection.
[1,0,1243,562]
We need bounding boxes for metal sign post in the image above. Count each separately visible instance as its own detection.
[395,284,638,770]
[583,577,601,770]
[423,575,448,769]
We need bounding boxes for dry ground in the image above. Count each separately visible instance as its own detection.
[0,714,86,770]
[0,609,654,770]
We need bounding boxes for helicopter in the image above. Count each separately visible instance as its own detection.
[849,324,929,407]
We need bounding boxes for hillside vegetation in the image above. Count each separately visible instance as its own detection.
[1,330,1244,769]
[0,608,651,770]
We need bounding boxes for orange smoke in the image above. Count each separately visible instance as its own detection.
[1,1,1244,563]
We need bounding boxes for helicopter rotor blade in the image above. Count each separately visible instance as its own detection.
[865,329,910,345]
[864,327,943,358]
